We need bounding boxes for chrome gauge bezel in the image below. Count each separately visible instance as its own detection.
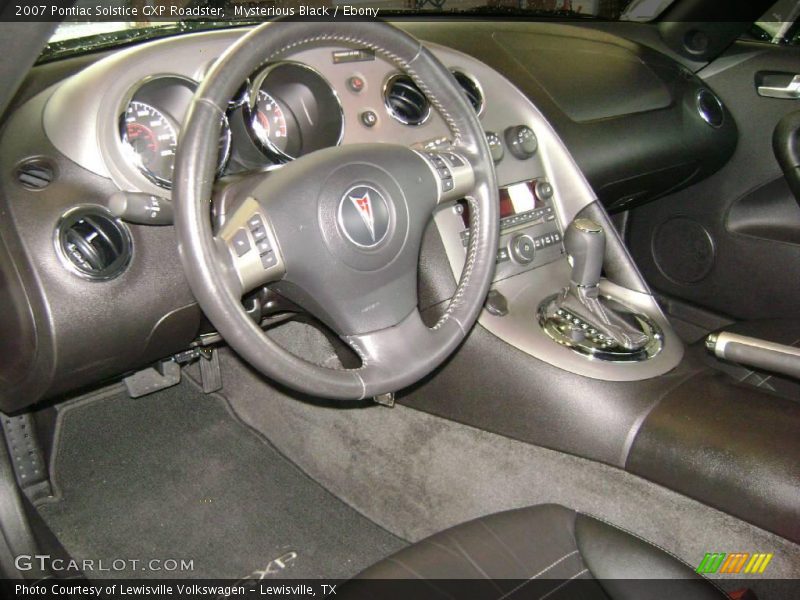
[244,60,345,163]
[119,99,178,189]
[118,74,232,190]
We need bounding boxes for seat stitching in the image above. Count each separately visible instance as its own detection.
[477,520,529,573]
[531,550,580,580]
[537,569,589,600]
[382,558,457,600]
[443,531,504,592]
[422,538,470,561]
[496,551,580,600]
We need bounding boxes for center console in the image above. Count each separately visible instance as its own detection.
[433,124,683,382]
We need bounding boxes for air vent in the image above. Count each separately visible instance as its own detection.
[452,70,484,114]
[16,158,55,190]
[384,74,431,126]
[56,207,132,281]
[696,89,724,128]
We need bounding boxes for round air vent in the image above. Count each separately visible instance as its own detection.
[55,207,132,281]
[451,70,484,114]
[696,89,724,128]
[383,74,430,126]
[16,157,55,190]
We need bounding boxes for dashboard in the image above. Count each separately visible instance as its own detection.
[0,22,735,410]
[42,28,544,200]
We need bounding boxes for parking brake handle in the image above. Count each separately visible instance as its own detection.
[706,332,800,381]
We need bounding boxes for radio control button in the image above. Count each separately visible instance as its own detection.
[536,180,554,200]
[509,234,535,264]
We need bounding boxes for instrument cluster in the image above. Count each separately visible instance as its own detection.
[120,62,344,190]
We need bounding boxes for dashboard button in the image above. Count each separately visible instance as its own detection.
[347,76,365,93]
[360,110,378,128]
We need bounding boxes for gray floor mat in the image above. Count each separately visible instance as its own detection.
[35,380,404,580]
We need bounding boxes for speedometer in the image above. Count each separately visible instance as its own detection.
[122,101,177,188]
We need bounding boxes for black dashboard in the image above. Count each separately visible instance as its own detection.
[0,21,737,410]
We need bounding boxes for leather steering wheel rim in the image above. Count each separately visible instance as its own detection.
[174,21,498,400]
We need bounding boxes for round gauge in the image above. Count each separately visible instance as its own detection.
[250,90,291,157]
[121,99,231,189]
[244,62,344,163]
[121,101,177,188]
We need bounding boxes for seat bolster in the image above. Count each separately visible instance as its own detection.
[575,513,727,599]
[357,504,582,580]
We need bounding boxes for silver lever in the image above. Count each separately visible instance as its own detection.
[707,332,800,380]
[758,74,800,99]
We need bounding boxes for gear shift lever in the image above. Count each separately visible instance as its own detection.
[553,218,649,350]
[564,218,605,288]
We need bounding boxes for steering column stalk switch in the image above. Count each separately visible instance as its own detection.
[537,218,662,362]
[108,191,173,225]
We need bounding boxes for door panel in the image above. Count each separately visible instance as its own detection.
[627,40,800,320]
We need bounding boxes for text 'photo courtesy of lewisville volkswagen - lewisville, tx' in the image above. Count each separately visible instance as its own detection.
[0,0,799,599]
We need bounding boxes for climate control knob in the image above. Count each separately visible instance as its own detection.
[509,233,536,265]
[504,125,538,160]
[485,131,505,163]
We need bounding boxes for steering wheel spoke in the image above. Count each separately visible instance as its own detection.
[416,148,476,206]
[215,196,285,296]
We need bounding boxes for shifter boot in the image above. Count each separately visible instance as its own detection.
[553,284,650,350]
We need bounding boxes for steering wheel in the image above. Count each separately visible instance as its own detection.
[173,21,499,400]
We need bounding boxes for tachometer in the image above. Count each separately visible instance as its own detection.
[250,90,290,158]
[122,101,177,188]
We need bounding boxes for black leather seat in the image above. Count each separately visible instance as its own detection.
[342,504,726,599]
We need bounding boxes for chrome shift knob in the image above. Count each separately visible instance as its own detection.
[564,218,605,288]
